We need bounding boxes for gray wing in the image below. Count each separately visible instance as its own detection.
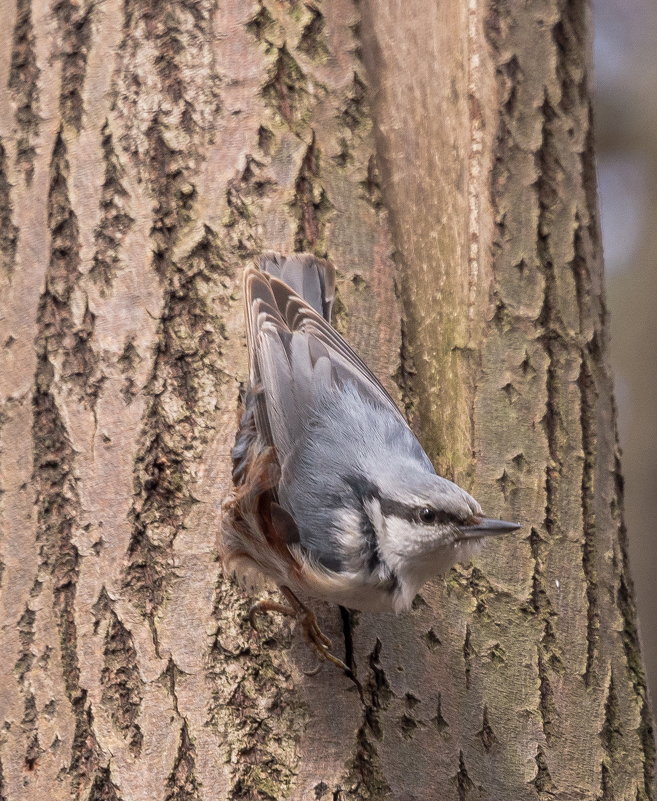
[244,256,409,469]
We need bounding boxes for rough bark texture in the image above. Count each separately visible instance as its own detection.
[0,1,652,800]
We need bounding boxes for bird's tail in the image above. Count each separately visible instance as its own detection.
[258,252,335,323]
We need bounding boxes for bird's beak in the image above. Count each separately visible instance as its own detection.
[458,517,522,539]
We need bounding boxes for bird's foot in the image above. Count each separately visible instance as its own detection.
[279,587,364,702]
[248,599,295,631]
[248,588,364,700]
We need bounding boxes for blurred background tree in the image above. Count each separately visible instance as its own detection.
[595,0,657,702]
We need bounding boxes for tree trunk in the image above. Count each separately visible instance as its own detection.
[0,0,653,799]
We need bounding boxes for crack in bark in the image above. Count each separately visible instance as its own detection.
[0,139,18,278]
[113,0,221,176]
[432,692,449,732]
[117,338,142,405]
[617,570,656,800]
[453,751,476,801]
[245,4,276,44]
[477,704,497,752]
[54,0,95,133]
[39,129,102,405]
[90,121,134,293]
[99,602,144,756]
[463,624,473,690]
[22,692,41,770]
[164,721,201,801]
[359,155,383,210]
[601,671,622,756]
[341,638,393,801]
[298,5,329,60]
[333,68,371,170]
[88,767,124,801]
[291,133,332,254]
[8,0,40,180]
[598,671,623,801]
[14,605,36,682]
[340,72,368,135]
[532,745,555,798]
[261,45,309,129]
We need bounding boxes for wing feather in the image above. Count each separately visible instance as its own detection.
[244,261,407,468]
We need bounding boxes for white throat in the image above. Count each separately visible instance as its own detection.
[366,499,480,612]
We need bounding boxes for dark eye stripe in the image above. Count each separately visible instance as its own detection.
[378,498,460,525]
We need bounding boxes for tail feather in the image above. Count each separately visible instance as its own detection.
[259,252,335,322]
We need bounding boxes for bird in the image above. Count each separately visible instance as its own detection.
[221,253,520,674]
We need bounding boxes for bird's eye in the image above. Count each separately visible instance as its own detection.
[419,507,437,524]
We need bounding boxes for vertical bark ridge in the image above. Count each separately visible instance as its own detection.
[479,0,653,798]
[618,567,657,800]
[114,0,225,631]
[578,349,599,685]
[533,96,570,783]
[483,0,587,791]
[584,86,656,801]
[8,0,40,181]
[599,671,622,800]
[39,130,101,405]
[112,0,221,179]
[29,128,101,799]
[359,1,477,481]
[208,581,305,801]
[122,229,231,621]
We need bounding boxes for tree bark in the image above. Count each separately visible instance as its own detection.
[0,0,653,800]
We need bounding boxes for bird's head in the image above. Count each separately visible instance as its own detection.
[355,462,521,610]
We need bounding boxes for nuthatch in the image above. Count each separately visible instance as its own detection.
[221,253,520,673]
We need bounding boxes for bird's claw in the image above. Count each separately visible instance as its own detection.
[248,587,364,702]
[248,600,295,632]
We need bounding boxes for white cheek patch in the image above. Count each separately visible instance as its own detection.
[372,509,484,612]
[376,513,438,561]
[375,515,412,575]
[364,497,384,540]
[333,507,367,572]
